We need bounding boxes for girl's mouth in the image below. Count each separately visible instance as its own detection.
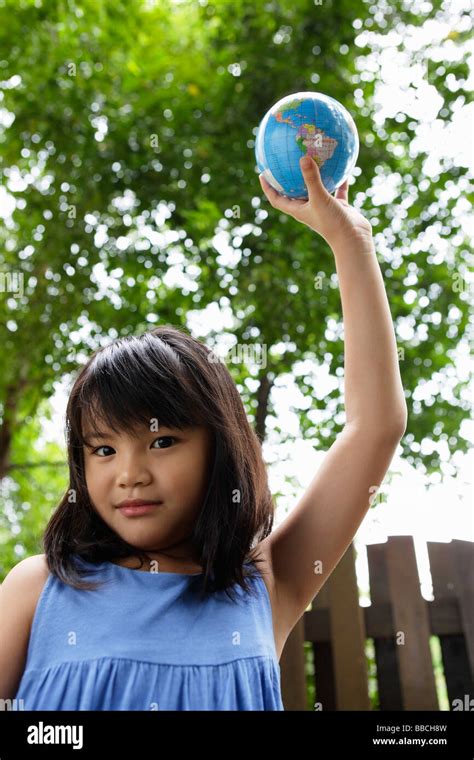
[117,502,163,517]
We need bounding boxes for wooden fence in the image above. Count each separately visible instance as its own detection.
[280,537,474,710]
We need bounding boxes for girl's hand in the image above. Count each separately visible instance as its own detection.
[259,155,373,251]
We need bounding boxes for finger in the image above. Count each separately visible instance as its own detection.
[299,155,330,202]
[259,174,306,212]
[334,179,349,203]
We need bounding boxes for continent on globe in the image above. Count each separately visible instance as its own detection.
[297,123,338,168]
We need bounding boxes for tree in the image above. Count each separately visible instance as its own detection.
[0,0,471,572]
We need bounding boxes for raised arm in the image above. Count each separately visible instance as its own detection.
[258,158,407,631]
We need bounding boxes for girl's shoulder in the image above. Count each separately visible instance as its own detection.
[1,553,50,618]
[2,553,49,588]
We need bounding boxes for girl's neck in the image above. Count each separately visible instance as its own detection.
[115,553,203,574]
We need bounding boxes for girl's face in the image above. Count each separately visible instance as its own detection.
[83,422,214,564]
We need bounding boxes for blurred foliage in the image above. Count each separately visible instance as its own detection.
[0,400,67,576]
[0,0,472,575]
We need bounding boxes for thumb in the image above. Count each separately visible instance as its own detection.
[334,179,349,203]
[299,155,329,201]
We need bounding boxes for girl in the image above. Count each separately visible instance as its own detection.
[0,156,407,711]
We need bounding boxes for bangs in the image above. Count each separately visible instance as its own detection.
[72,334,208,445]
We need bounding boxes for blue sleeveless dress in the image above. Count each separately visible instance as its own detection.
[15,557,284,711]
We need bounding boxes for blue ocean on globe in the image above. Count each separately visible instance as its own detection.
[255,91,359,199]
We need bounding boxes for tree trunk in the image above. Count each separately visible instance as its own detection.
[0,378,28,480]
[255,372,272,443]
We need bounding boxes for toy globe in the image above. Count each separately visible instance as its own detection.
[255,91,359,199]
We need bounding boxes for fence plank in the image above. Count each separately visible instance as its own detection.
[451,540,474,680]
[329,542,370,710]
[428,541,474,706]
[279,617,307,710]
[307,599,464,640]
[367,542,403,710]
[386,536,438,710]
[311,579,335,710]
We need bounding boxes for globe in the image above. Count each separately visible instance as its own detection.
[255,91,359,199]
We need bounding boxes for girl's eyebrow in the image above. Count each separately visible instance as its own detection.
[83,425,178,443]
[83,430,112,443]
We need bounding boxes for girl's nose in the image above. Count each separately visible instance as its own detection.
[117,463,153,489]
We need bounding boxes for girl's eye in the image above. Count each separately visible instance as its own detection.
[92,445,115,457]
[91,437,176,457]
[152,436,176,450]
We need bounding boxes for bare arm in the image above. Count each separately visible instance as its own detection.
[259,159,407,630]
[0,554,49,700]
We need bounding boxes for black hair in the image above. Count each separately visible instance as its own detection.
[43,325,275,602]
